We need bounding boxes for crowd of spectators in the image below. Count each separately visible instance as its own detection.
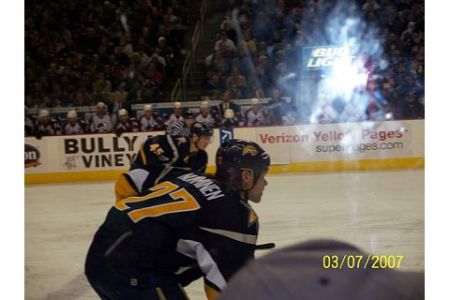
[25,0,191,112]
[203,0,424,122]
[25,0,424,132]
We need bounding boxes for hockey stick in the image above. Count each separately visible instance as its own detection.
[255,242,276,250]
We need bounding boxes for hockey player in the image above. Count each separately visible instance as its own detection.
[25,106,35,137]
[139,104,161,132]
[114,121,213,201]
[195,100,216,128]
[115,108,139,136]
[89,101,112,133]
[34,109,61,137]
[245,98,265,126]
[85,139,270,300]
[63,110,88,135]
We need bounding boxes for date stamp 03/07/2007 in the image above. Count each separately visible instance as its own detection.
[322,255,404,270]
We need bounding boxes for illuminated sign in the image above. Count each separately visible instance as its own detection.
[303,46,354,71]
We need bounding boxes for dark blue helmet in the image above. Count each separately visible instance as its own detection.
[190,121,213,137]
[215,139,270,187]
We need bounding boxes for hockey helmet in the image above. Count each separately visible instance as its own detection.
[224,108,234,119]
[96,101,107,109]
[190,121,213,137]
[143,104,153,111]
[184,110,194,119]
[67,110,77,119]
[215,139,270,187]
[38,109,50,118]
[118,108,128,116]
[200,100,209,109]
[251,98,260,106]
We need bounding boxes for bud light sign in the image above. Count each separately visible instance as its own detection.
[25,144,41,168]
[303,46,354,72]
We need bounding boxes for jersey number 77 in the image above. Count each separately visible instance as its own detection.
[114,181,200,223]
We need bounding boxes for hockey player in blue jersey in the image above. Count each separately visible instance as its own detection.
[85,139,270,299]
[114,121,214,201]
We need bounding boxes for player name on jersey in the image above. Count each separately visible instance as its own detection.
[177,173,224,201]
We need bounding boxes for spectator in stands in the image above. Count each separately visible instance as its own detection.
[195,100,217,128]
[129,52,146,79]
[265,87,287,125]
[34,109,61,137]
[210,47,231,76]
[205,49,216,69]
[252,54,272,97]
[25,0,192,110]
[226,66,249,98]
[73,89,90,106]
[25,0,424,126]
[164,101,184,132]
[400,21,416,53]
[221,19,237,45]
[25,107,35,137]
[241,30,257,57]
[214,30,237,54]
[89,102,112,133]
[92,73,111,103]
[111,82,131,118]
[400,91,424,119]
[232,41,254,79]
[139,104,160,132]
[281,98,299,125]
[157,36,175,78]
[150,49,166,69]
[144,61,164,100]
[362,0,381,15]
[119,35,134,57]
[140,78,160,102]
[205,72,225,99]
[63,110,87,135]
[218,90,241,119]
[246,98,265,127]
[115,108,139,136]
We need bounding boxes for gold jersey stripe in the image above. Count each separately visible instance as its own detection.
[156,287,167,300]
[204,282,220,300]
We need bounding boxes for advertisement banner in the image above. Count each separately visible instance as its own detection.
[252,120,422,163]
[25,130,222,174]
[302,45,354,74]
[59,134,144,171]
[25,120,423,183]
[24,138,49,173]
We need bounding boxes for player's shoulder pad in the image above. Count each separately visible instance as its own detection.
[144,135,159,144]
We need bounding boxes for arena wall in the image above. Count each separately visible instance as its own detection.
[25,120,424,184]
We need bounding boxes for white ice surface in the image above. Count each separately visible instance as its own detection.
[25,170,424,299]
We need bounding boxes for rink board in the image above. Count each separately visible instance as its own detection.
[25,120,424,184]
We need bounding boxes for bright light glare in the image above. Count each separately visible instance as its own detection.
[324,57,369,100]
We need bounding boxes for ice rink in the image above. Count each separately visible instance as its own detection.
[25,169,424,300]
